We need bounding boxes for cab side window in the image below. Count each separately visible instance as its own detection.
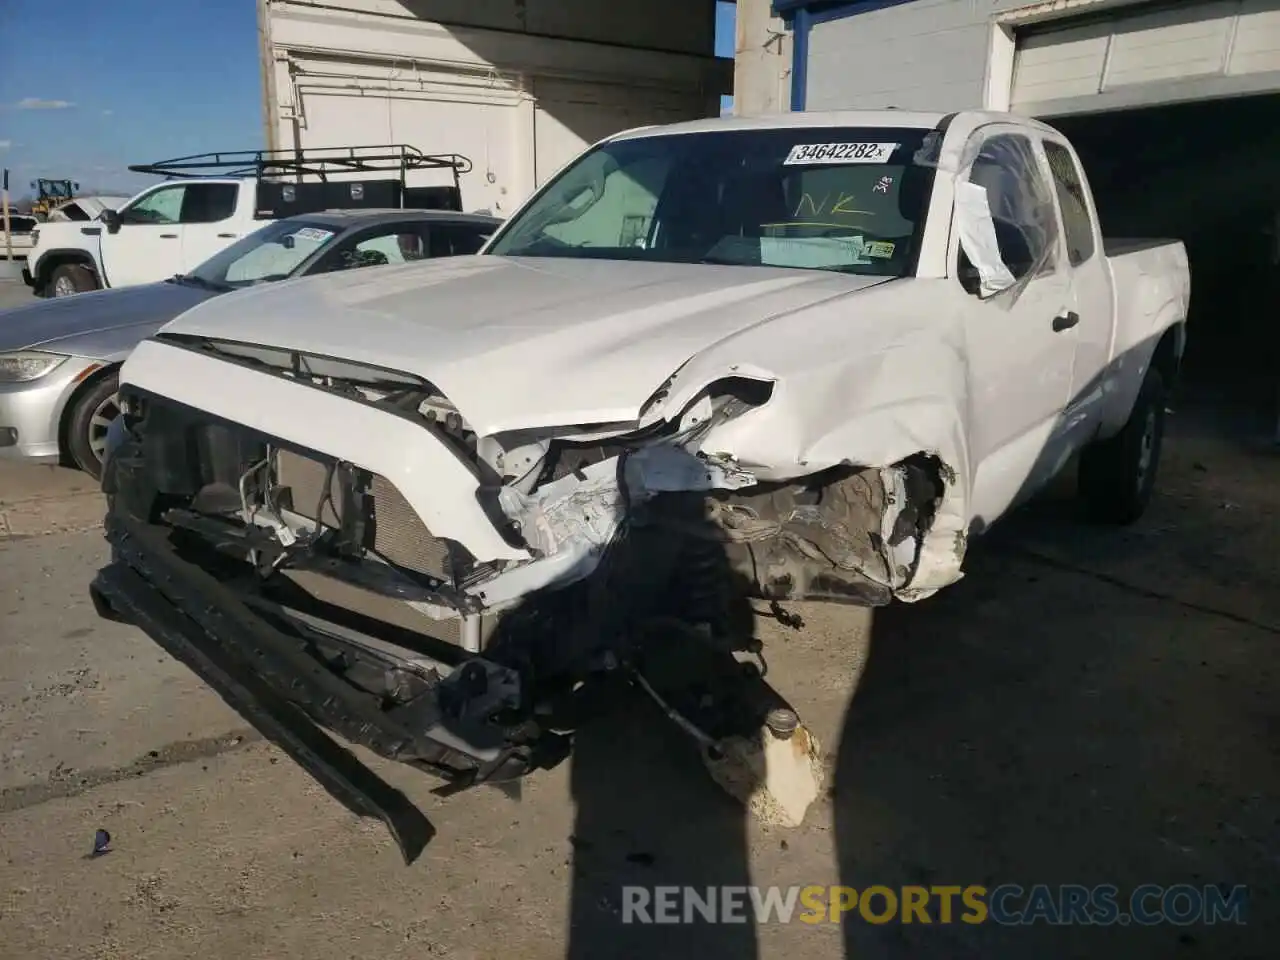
[964,133,1058,282]
[1043,140,1096,266]
[120,185,186,225]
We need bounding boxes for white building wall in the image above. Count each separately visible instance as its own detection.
[733,0,794,116]
[798,0,1280,117]
[258,0,728,216]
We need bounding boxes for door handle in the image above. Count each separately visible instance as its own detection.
[160,233,178,239]
[1052,310,1079,332]
[217,232,238,239]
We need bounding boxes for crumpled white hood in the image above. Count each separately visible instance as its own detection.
[157,255,892,435]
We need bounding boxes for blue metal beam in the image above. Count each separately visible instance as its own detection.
[774,0,917,14]
[790,6,809,111]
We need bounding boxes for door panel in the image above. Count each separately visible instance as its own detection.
[179,183,243,271]
[1042,137,1114,430]
[99,183,187,287]
[965,271,1079,523]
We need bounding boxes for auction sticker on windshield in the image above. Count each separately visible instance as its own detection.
[291,227,335,244]
[783,142,900,165]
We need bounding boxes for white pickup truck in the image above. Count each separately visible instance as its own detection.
[23,146,471,297]
[25,178,259,296]
[91,110,1189,860]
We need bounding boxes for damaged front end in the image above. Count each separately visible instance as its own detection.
[90,334,949,861]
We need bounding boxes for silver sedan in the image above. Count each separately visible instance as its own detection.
[0,209,500,478]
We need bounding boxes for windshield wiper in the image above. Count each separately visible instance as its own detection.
[167,273,227,292]
[694,255,751,267]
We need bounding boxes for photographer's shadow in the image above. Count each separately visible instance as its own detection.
[488,509,768,959]
[565,688,759,959]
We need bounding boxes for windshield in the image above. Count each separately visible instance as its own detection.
[187,219,339,290]
[486,126,939,276]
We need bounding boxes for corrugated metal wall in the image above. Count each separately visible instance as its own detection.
[803,0,1022,112]
[1012,0,1280,114]
[799,0,1280,116]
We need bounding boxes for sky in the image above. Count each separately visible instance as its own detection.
[0,1,737,198]
[0,0,263,196]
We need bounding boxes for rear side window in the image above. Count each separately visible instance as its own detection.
[1043,141,1095,266]
[180,183,239,224]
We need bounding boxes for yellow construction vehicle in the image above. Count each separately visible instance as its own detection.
[30,178,79,218]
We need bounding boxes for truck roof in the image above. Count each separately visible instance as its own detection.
[608,108,1062,142]
[610,109,950,141]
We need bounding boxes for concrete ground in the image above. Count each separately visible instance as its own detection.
[1,276,1278,958]
[0,277,35,310]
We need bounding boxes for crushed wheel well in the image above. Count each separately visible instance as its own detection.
[644,452,950,609]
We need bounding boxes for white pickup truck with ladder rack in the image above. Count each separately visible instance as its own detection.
[23,145,472,298]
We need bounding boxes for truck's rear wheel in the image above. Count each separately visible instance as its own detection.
[50,263,99,297]
[65,371,121,481]
[1078,366,1166,524]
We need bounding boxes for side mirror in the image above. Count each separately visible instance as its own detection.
[100,209,121,234]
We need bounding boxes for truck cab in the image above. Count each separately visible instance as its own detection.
[24,145,473,297]
[25,179,253,297]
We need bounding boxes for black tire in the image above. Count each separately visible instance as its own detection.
[1078,366,1166,524]
[49,263,99,297]
[65,371,121,481]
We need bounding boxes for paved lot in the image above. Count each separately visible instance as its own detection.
[0,277,35,310]
[0,286,1277,958]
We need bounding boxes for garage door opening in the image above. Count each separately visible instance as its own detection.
[1046,93,1280,437]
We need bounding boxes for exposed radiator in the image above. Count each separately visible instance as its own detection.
[275,450,453,584]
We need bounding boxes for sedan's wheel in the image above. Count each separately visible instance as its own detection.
[66,371,120,481]
[49,263,99,297]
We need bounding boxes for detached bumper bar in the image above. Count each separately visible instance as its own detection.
[90,556,437,865]
[87,514,563,870]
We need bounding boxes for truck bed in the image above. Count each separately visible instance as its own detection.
[1104,237,1183,258]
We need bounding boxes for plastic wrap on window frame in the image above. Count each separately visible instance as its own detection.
[913,129,1061,309]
